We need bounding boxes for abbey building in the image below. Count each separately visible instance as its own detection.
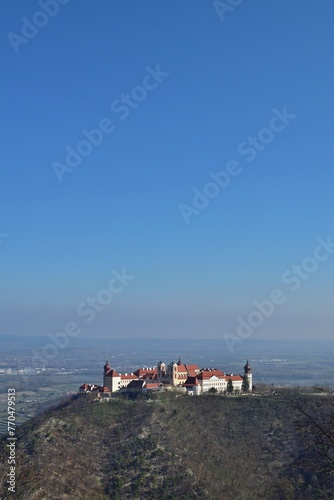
[80,358,252,396]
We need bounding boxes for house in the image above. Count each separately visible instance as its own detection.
[79,383,110,394]
[125,379,161,393]
[183,376,201,396]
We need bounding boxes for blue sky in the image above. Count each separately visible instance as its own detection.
[1,0,334,341]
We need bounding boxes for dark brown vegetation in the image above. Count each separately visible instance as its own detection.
[1,390,334,499]
[293,389,334,477]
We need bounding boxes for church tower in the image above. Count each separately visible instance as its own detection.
[157,361,166,383]
[243,360,252,392]
[103,359,121,392]
[103,359,111,387]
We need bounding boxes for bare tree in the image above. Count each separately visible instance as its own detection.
[293,388,334,475]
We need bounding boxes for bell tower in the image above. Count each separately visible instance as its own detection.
[103,358,111,387]
[243,360,252,392]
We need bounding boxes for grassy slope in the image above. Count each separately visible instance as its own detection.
[1,392,334,499]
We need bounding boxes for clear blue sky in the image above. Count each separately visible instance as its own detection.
[1,0,334,341]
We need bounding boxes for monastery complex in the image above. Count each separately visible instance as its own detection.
[80,358,252,396]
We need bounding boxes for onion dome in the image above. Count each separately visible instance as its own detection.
[104,359,111,373]
[244,360,252,373]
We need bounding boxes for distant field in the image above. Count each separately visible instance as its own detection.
[0,339,334,436]
[0,379,79,436]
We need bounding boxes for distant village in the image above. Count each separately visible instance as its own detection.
[79,358,253,396]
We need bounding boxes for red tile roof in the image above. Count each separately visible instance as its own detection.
[120,374,137,380]
[197,369,226,380]
[227,375,243,381]
[80,383,89,389]
[185,364,200,372]
[133,368,158,377]
[176,364,187,372]
[105,369,119,378]
[79,383,101,392]
[145,383,160,389]
[98,386,111,393]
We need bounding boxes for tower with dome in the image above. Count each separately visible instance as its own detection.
[243,360,252,391]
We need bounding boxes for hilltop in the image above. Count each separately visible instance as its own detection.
[1,391,334,499]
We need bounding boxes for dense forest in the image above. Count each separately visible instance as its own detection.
[1,390,334,499]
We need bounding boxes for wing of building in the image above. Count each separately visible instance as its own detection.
[184,369,245,395]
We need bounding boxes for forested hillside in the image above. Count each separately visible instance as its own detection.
[1,391,334,499]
